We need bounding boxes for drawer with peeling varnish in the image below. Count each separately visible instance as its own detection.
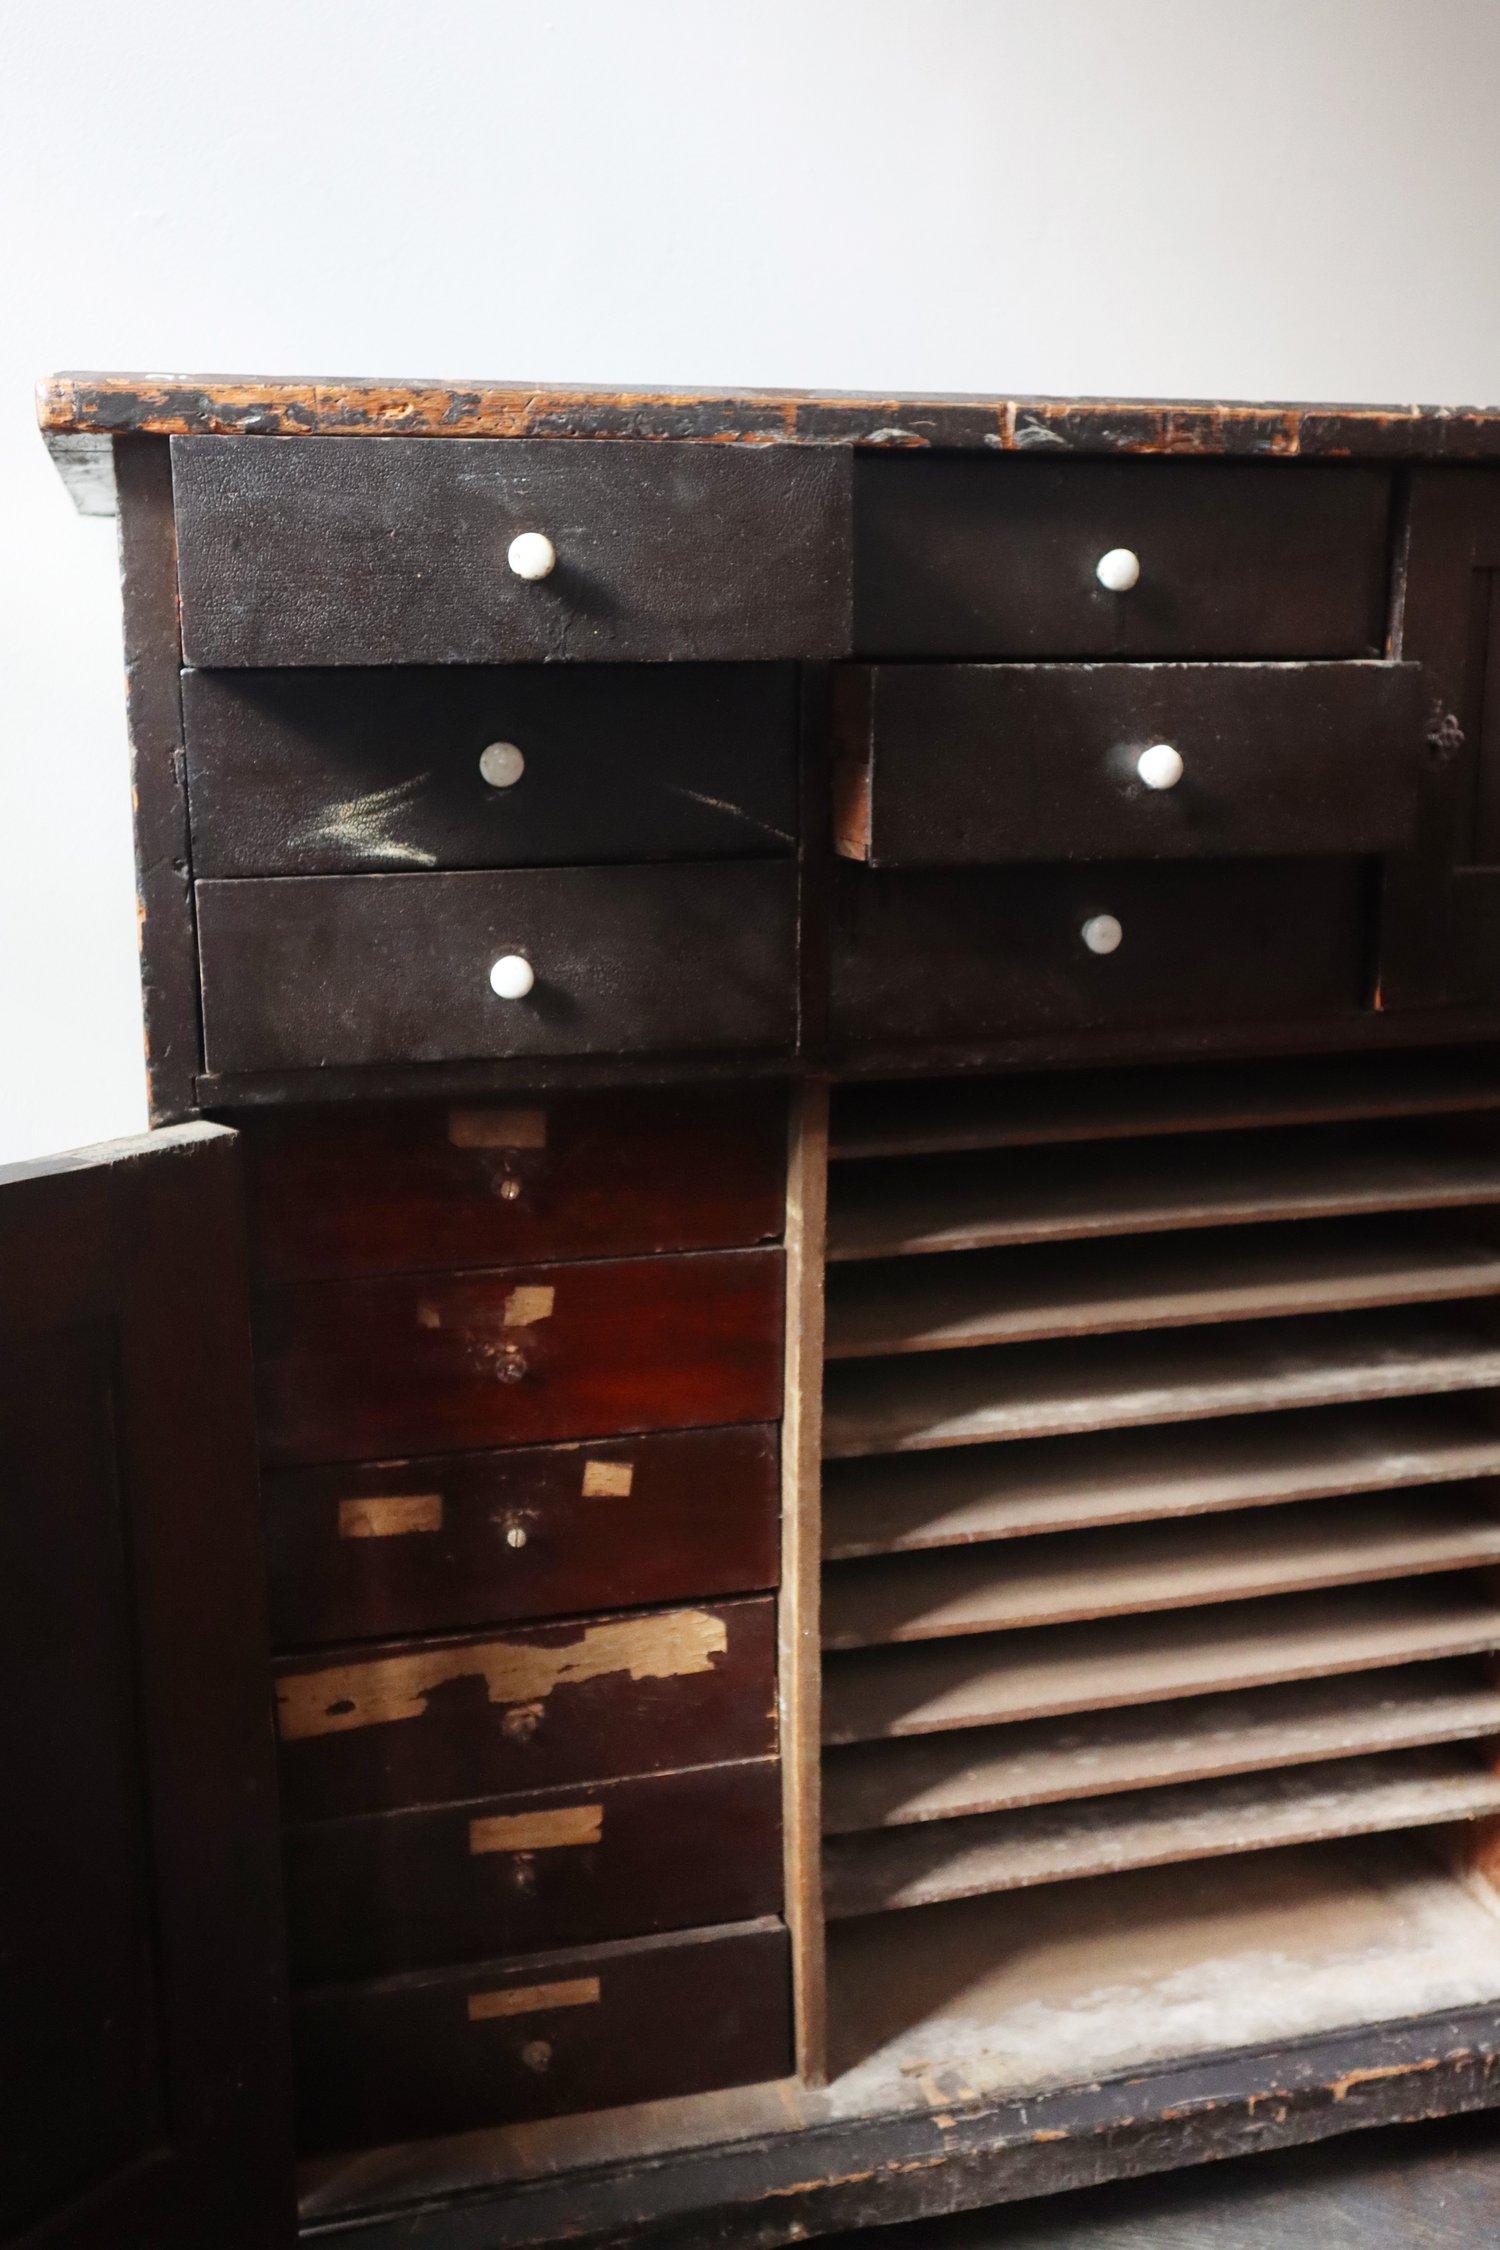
[272,1594,778,1821]
[244,1087,787,1283]
[253,1245,786,1467]
[182,665,799,875]
[263,1424,781,1649]
[293,1917,794,2151]
[285,1755,784,1979]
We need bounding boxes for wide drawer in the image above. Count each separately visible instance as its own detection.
[195,862,798,1073]
[264,1423,780,1648]
[293,1918,793,2149]
[834,662,1425,865]
[285,1757,784,1979]
[244,1088,787,1283]
[829,859,1367,1049]
[255,1246,785,1466]
[183,665,799,875]
[172,435,852,666]
[273,1595,778,1820]
[854,457,1391,658]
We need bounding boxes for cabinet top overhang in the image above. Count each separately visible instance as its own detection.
[36,371,1500,516]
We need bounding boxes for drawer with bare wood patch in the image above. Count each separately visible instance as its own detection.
[254,1246,785,1467]
[285,1756,784,1980]
[293,1917,793,2150]
[244,1087,787,1283]
[272,1595,778,1821]
[265,1424,780,1650]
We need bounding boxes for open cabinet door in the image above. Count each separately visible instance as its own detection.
[1,1124,294,2249]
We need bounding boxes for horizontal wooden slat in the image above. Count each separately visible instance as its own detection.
[826,1125,1500,1262]
[822,1401,1500,1558]
[824,1220,1500,1359]
[821,1581,1500,1744]
[830,1051,1500,1161]
[822,1309,1500,1458]
[822,1745,1500,1917]
[822,1661,1500,1831]
[821,1490,1500,1649]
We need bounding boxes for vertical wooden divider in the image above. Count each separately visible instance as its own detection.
[781,1077,830,2084]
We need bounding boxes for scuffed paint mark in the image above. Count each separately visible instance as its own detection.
[294,775,439,867]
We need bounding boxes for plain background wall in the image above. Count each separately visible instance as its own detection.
[7,0,1500,1165]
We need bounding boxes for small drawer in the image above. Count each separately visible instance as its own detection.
[834,662,1426,866]
[854,457,1391,658]
[255,1246,785,1467]
[172,435,851,666]
[264,1424,780,1648]
[293,1917,793,2150]
[830,858,1367,1050]
[196,862,798,1074]
[286,1757,784,1980]
[244,1087,786,1283]
[182,665,799,876]
[273,1595,777,1821]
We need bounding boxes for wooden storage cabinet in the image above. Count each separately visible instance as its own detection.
[32,373,1500,2250]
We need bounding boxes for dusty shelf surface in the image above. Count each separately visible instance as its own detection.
[299,1832,1500,2222]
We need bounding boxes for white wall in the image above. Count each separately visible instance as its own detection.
[7,0,1500,1163]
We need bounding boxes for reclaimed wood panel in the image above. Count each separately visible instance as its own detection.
[274,1595,777,1821]
[286,1756,783,1980]
[256,1246,784,1467]
[821,1401,1500,1558]
[821,1663,1500,1831]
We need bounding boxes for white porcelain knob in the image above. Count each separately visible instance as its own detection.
[489,954,536,999]
[507,531,556,581]
[1095,546,1140,592]
[1082,914,1123,956]
[479,741,526,789]
[1136,741,1184,791]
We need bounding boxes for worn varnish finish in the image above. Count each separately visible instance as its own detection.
[255,1246,785,1465]
[293,1918,793,2154]
[265,1424,780,1648]
[43,377,1500,2250]
[273,1594,777,1821]
[286,1756,784,1979]
[244,1088,786,1282]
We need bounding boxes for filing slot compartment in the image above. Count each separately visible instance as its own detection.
[820,1061,1500,1926]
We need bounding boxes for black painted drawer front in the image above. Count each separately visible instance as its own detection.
[195,862,798,1073]
[829,858,1367,1048]
[834,661,1425,865]
[854,457,1391,658]
[183,665,799,875]
[172,436,852,666]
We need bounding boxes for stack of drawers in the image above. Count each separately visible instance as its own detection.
[244,1090,792,2149]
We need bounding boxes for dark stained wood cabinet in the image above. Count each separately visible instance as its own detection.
[26,371,1500,2249]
